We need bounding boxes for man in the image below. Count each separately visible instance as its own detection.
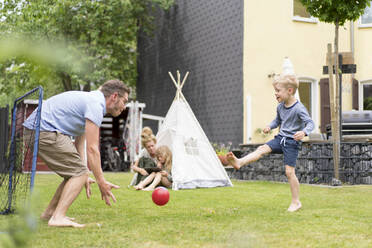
[24,79,130,227]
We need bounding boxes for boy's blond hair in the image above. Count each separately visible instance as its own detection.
[155,145,172,172]
[272,74,299,94]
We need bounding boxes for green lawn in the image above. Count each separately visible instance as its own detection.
[1,173,372,248]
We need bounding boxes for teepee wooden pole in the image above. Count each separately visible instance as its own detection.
[168,72,178,89]
[169,70,190,101]
[176,70,181,100]
[177,70,181,85]
[180,71,189,90]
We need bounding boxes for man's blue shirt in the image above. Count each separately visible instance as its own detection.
[23,90,106,137]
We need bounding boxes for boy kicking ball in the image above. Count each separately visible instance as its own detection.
[227,74,314,212]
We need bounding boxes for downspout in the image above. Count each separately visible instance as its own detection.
[350,21,355,79]
[350,21,359,110]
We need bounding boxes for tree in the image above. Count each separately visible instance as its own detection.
[299,0,371,181]
[0,0,173,106]
[0,38,79,106]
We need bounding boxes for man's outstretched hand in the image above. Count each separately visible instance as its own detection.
[98,180,120,206]
[85,177,96,199]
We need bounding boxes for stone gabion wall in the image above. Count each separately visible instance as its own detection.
[226,142,372,185]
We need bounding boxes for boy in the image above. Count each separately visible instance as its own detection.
[227,74,314,212]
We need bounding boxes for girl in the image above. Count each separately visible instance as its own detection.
[135,145,172,191]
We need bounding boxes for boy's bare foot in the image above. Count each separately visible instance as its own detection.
[287,202,302,212]
[48,216,85,228]
[226,152,241,170]
[143,187,154,191]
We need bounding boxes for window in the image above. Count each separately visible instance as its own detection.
[297,77,319,129]
[360,81,372,110]
[360,2,372,27]
[293,0,317,23]
[298,82,312,116]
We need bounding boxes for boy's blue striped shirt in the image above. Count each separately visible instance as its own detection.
[269,101,314,138]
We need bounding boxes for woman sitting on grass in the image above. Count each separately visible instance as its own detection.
[134,145,172,191]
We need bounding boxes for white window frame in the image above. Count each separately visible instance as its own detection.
[297,76,319,131]
[359,1,372,28]
[359,79,372,110]
[245,95,252,144]
[292,0,318,23]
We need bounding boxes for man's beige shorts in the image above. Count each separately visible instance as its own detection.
[26,129,89,179]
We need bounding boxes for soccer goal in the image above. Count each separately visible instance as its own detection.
[0,86,43,215]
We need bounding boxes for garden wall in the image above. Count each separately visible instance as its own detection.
[226,141,372,185]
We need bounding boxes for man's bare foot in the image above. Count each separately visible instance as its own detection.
[287,202,302,212]
[40,212,52,221]
[226,152,241,170]
[41,211,75,221]
[143,187,154,191]
[48,216,85,228]
[41,213,75,221]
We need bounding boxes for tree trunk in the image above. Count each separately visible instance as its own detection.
[58,71,73,91]
[333,21,341,180]
[82,82,91,92]
[327,44,338,181]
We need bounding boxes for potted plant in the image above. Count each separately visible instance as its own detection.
[212,142,232,166]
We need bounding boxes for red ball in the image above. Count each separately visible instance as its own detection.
[152,187,170,206]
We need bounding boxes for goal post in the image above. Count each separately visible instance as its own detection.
[0,86,43,214]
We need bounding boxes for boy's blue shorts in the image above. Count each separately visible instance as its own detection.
[266,135,300,167]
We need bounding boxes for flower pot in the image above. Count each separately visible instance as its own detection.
[217,154,229,166]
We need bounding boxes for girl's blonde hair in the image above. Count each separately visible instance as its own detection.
[273,74,299,94]
[141,127,156,147]
[155,145,172,172]
[141,126,153,138]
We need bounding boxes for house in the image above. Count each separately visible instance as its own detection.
[137,0,372,145]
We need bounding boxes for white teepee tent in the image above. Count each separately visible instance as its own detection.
[156,71,233,190]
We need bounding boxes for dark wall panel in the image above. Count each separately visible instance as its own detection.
[137,0,243,145]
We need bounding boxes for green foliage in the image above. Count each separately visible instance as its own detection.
[364,96,372,110]
[0,207,37,248]
[0,38,77,107]
[0,0,174,107]
[212,142,232,156]
[299,0,371,26]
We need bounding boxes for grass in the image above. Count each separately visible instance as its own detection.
[1,172,372,248]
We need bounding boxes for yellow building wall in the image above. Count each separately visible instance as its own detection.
[243,0,354,144]
[354,22,372,107]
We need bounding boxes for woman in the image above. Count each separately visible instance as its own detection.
[131,127,157,186]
